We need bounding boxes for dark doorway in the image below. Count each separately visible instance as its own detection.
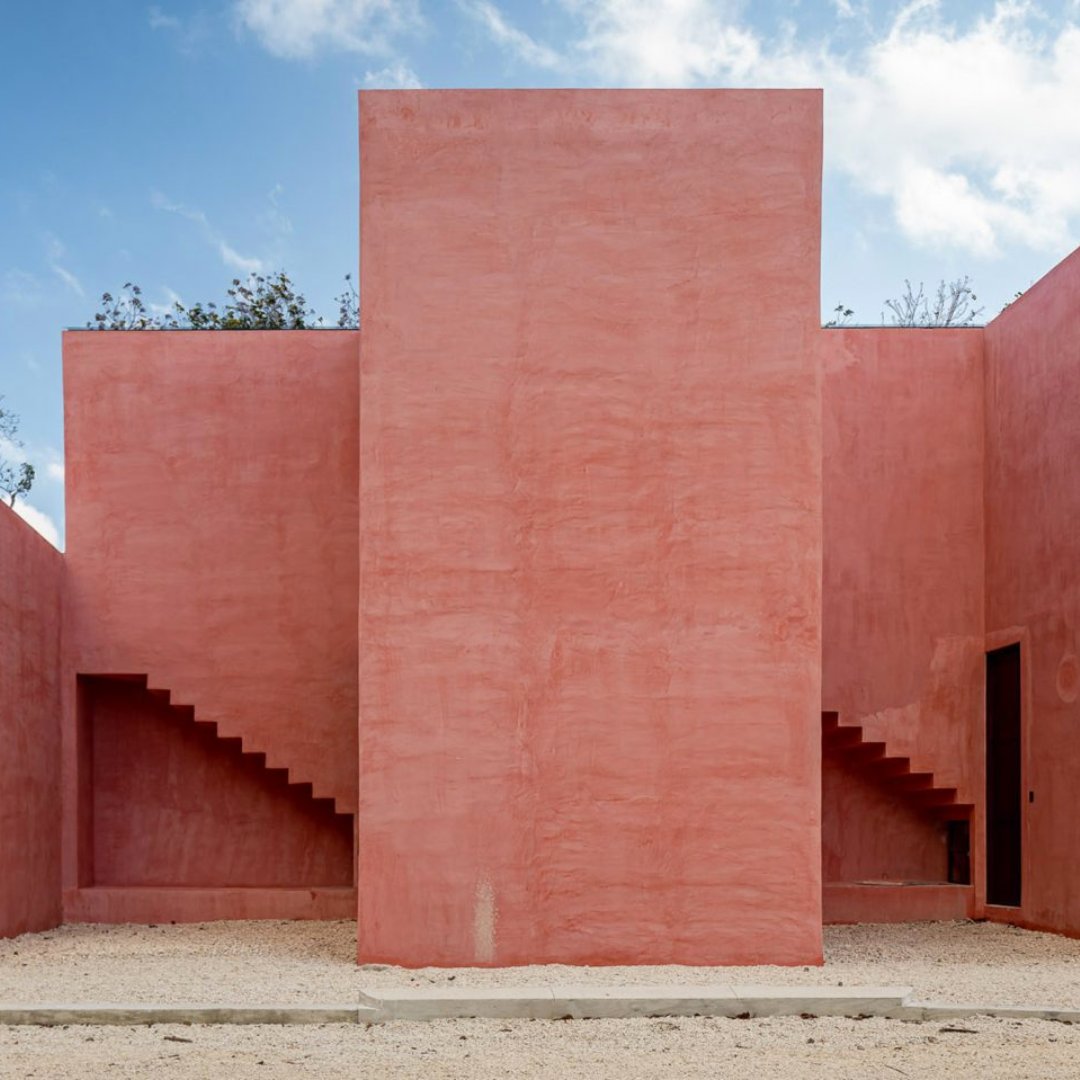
[946,820,971,886]
[986,644,1022,907]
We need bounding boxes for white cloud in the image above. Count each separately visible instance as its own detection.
[3,434,66,515]
[0,435,21,463]
[818,2,1080,255]
[11,500,61,549]
[563,0,759,84]
[459,0,563,69]
[50,263,84,297]
[148,5,181,30]
[151,192,265,274]
[45,234,84,297]
[148,286,185,318]
[218,241,263,274]
[262,183,294,237]
[148,5,211,52]
[235,0,421,59]
[363,60,424,88]
[471,0,1080,258]
[832,0,862,18]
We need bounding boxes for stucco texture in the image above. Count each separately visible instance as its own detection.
[822,329,985,907]
[0,505,63,937]
[62,331,359,917]
[357,89,824,966]
[985,246,1080,936]
[83,677,353,889]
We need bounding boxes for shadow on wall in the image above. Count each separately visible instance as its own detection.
[77,676,353,889]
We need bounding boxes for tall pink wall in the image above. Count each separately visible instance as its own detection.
[984,247,1080,935]
[822,330,985,903]
[62,331,359,917]
[358,89,824,966]
[0,505,63,937]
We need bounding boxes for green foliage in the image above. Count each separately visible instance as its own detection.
[824,303,854,328]
[999,289,1025,313]
[884,277,984,327]
[824,277,985,328]
[0,398,35,507]
[88,271,360,331]
[166,271,317,329]
[88,283,157,330]
[334,273,359,330]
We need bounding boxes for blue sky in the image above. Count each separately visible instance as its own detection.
[3,0,1080,547]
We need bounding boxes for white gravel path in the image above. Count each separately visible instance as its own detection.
[1,1014,1079,1079]
[2,919,1080,1009]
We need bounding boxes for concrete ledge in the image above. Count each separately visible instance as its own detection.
[900,1001,1080,1023]
[731,985,915,1018]
[4,991,1079,1027]
[63,886,357,924]
[823,882,974,925]
[373,988,563,1021]
[366,984,915,1022]
[0,1005,371,1026]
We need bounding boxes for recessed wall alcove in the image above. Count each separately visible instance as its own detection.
[76,676,354,891]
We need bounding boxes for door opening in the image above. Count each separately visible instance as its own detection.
[986,643,1022,907]
[946,820,971,886]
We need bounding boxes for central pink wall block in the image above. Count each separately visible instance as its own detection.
[358,90,824,966]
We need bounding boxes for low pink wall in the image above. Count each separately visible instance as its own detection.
[0,505,63,937]
[824,882,972,925]
[62,330,359,922]
[64,887,355,924]
[822,329,986,905]
[985,247,1080,935]
[358,89,824,966]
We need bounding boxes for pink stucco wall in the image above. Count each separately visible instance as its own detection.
[821,750,949,884]
[823,329,985,795]
[84,677,353,888]
[822,329,985,909]
[984,247,1080,935]
[62,330,359,919]
[0,504,63,937]
[357,89,824,966]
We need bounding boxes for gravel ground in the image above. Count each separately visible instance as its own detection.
[2,1015,1080,1079]
[3,919,1080,1008]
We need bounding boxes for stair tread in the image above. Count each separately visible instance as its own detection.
[144,674,347,818]
[822,711,972,820]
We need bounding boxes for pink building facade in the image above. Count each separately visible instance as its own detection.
[2,89,1079,965]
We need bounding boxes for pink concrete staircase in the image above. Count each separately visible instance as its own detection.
[822,711,973,821]
[142,676,351,820]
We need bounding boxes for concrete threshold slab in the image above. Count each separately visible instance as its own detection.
[0,1005,372,1026]
[362,984,916,1022]
[899,1001,1080,1023]
[4,990,1080,1026]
